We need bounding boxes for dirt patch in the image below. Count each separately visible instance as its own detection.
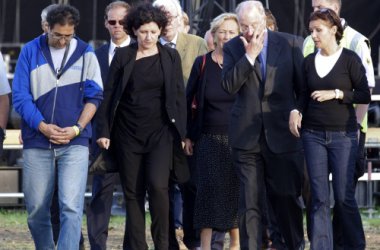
[1,221,380,250]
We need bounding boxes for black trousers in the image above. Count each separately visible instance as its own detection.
[232,136,304,250]
[169,156,200,249]
[115,138,172,250]
[86,173,120,250]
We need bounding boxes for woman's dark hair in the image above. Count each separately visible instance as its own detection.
[47,4,80,29]
[309,8,343,44]
[124,2,168,39]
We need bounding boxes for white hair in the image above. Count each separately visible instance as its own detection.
[235,0,266,20]
[152,0,183,18]
[41,4,59,22]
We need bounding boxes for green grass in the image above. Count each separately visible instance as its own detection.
[0,209,28,227]
[0,208,152,227]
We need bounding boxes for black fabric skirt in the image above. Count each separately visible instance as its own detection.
[193,133,239,231]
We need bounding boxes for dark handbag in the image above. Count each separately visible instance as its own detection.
[191,54,207,119]
[170,139,190,184]
[88,148,118,175]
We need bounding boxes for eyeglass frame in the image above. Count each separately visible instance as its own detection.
[49,31,75,42]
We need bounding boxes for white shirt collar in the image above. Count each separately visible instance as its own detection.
[109,36,131,55]
[160,33,178,46]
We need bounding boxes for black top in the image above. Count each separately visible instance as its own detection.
[114,54,168,152]
[202,54,236,134]
[302,48,371,132]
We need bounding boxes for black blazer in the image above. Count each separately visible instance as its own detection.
[93,43,188,180]
[97,42,186,140]
[222,31,306,153]
[95,39,137,83]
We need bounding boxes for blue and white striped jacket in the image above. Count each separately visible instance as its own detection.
[12,34,103,149]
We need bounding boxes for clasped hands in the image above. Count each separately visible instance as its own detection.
[39,122,77,144]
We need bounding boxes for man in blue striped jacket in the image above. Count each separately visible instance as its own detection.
[12,4,103,250]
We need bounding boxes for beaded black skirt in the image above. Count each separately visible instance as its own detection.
[193,133,239,231]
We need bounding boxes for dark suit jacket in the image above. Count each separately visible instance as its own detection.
[90,40,135,161]
[95,43,110,83]
[222,31,305,154]
[95,39,136,83]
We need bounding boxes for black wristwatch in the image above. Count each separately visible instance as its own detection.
[0,128,5,141]
[76,123,84,135]
[357,123,363,131]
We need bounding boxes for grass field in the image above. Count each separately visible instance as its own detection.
[1,209,380,249]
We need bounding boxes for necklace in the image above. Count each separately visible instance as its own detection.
[212,51,223,69]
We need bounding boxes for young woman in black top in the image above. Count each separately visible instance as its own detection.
[290,9,370,250]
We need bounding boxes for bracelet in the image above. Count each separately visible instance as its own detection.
[72,125,80,136]
[335,89,340,99]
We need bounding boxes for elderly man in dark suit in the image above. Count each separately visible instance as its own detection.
[222,1,306,249]
[86,2,134,250]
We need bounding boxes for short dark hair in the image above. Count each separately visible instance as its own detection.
[309,8,343,44]
[47,4,80,29]
[124,3,168,39]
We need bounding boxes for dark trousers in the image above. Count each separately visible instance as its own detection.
[169,155,200,249]
[232,136,304,250]
[86,173,120,250]
[115,139,172,250]
[333,130,367,250]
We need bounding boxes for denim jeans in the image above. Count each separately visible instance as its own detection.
[301,129,365,250]
[23,145,89,250]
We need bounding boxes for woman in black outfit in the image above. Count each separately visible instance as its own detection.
[289,9,370,250]
[184,13,240,250]
[95,3,186,249]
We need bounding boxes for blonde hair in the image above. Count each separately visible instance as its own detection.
[210,13,239,47]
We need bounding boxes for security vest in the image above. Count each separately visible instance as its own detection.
[303,25,373,133]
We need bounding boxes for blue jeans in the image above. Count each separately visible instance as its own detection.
[23,145,89,250]
[302,129,365,250]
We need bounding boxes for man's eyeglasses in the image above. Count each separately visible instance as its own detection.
[49,32,75,42]
[107,20,125,26]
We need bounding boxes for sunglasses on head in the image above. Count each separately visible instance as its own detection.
[107,20,125,26]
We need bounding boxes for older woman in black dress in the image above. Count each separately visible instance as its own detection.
[184,13,240,250]
[95,3,186,249]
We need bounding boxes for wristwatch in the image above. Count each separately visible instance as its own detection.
[0,128,6,141]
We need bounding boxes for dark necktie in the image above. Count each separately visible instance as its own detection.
[114,46,120,53]
[165,42,176,49]
[254,56,262,81]
[259,52,265,82]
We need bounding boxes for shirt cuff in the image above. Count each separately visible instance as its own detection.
[245,53,255,66]
[291,109,302,118]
